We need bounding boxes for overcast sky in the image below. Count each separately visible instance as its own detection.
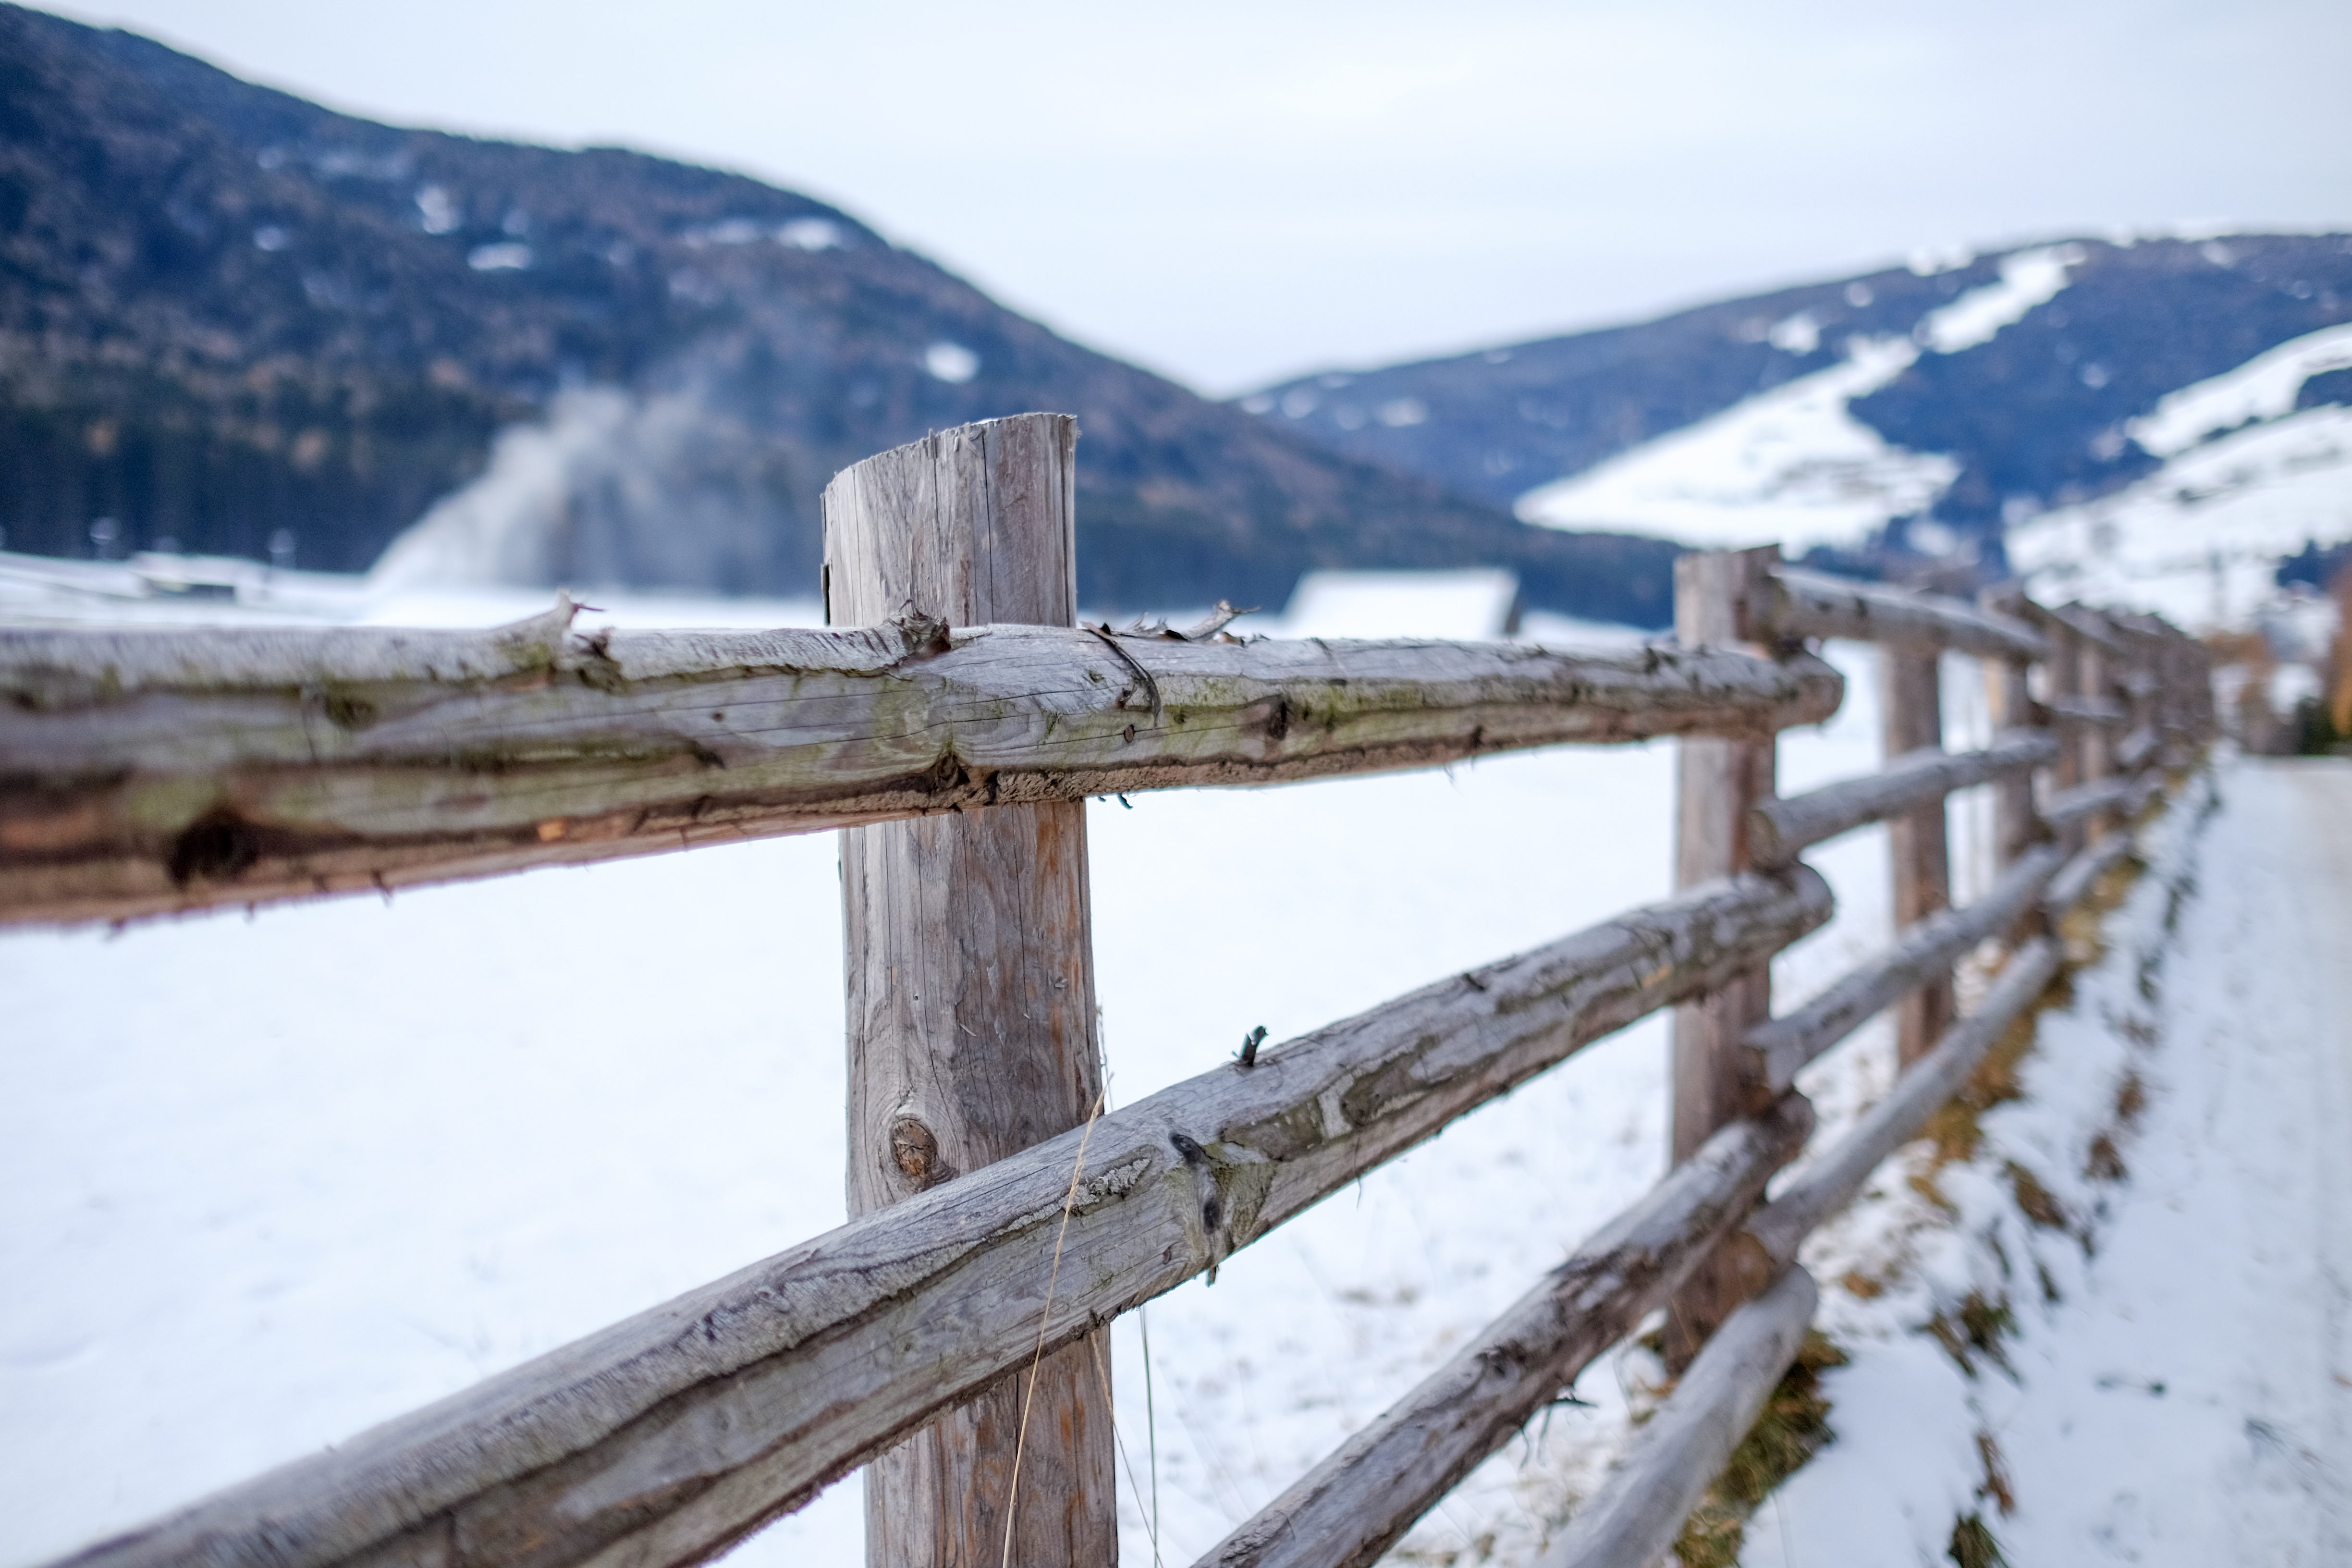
[39,0,2352,394]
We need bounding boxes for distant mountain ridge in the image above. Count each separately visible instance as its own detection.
[0,6,1677,623]
[1246,233,2352,578]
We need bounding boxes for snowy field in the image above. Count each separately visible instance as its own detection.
[5,580,2344,1566]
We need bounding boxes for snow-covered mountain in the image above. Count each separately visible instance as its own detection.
[2009,324,2352,626]
[1248,235,2352,623]
[0,6,1676,625]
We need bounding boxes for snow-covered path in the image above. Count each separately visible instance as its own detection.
[1977,760,2352,1560]
[1750,757,2352,1566]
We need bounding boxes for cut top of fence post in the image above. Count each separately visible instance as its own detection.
[822,413,1079,628]
[1676,544,1780,650]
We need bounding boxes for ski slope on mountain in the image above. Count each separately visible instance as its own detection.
[1512,336,1949,551]
[2012,323,2352,628]
[1513,246,2089,552]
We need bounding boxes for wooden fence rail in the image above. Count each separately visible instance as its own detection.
[0,616,1838,927]
[13,415,2217,1568]
[1748,732,2057,867]
[47,868,1831,1568]
[1742,842,2067,1095]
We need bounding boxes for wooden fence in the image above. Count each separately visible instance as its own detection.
[2,413,2215,1568]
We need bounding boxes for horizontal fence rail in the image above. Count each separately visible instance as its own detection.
[2042,693,2130,728]
[2042,825,2143,921]
[1743,937,2064,1273]
[1536,1266,1822,1568]
[0,608,1841,927]
[1197,1096,1814,1568]
[1748,732,2058,867]
[2049,603,2127,657]
[1759,566,2049,662]
[52,868,1831,1568]
[1743,842,2066,1094]
[2043,774,2138,830]
[1560,812,2153,1563]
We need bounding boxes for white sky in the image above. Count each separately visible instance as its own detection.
[37,0,2352,394]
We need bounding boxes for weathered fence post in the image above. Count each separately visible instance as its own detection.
[1979,585,2039,877]
[1880,641,1952,1066]
[824,414,1115,1568]
[2043,612,2085,848]
[1666,545,1781,1364]
[2073,607,2116,821]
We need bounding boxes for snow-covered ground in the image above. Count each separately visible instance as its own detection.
[1752,757,2352,1566]
[4,577,2341,1568]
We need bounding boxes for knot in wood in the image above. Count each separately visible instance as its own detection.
[168,809,260,887]
[888,1116,948,1188]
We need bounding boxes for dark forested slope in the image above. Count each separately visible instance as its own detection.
[0,6,1677,621]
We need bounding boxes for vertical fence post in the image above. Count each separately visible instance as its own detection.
[1979,585,2038,877]
[1880,644,1953,1066]
[2122,621,2160,772]
[1666,545,1780,1365]
[2044,614,2085,847]
[2075,609,2115,825]
[825,414,1115,1568]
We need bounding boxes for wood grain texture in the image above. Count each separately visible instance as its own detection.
[1743,843,2067,1094]
[1747,733,2056,868]
[824,414,1110,1567]
[37,867,1830,1568]
[1667,548,1783,1365]
[1880,648,1952,1066]
[1762,567,2048,662]
[1194,1095,1816,1568]
[1,618,1843,928]
[821,415,1078,630]
[1533,1267,1819,1568]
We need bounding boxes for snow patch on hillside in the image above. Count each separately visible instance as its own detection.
[2009,403,2352,629]
[1914,244,2085,355]
[1514,338,1956,551]
[2128,322,2352,457]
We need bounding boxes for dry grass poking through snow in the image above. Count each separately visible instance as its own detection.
[1657,780,2202,1565]
[1669,1332,1849,1567]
